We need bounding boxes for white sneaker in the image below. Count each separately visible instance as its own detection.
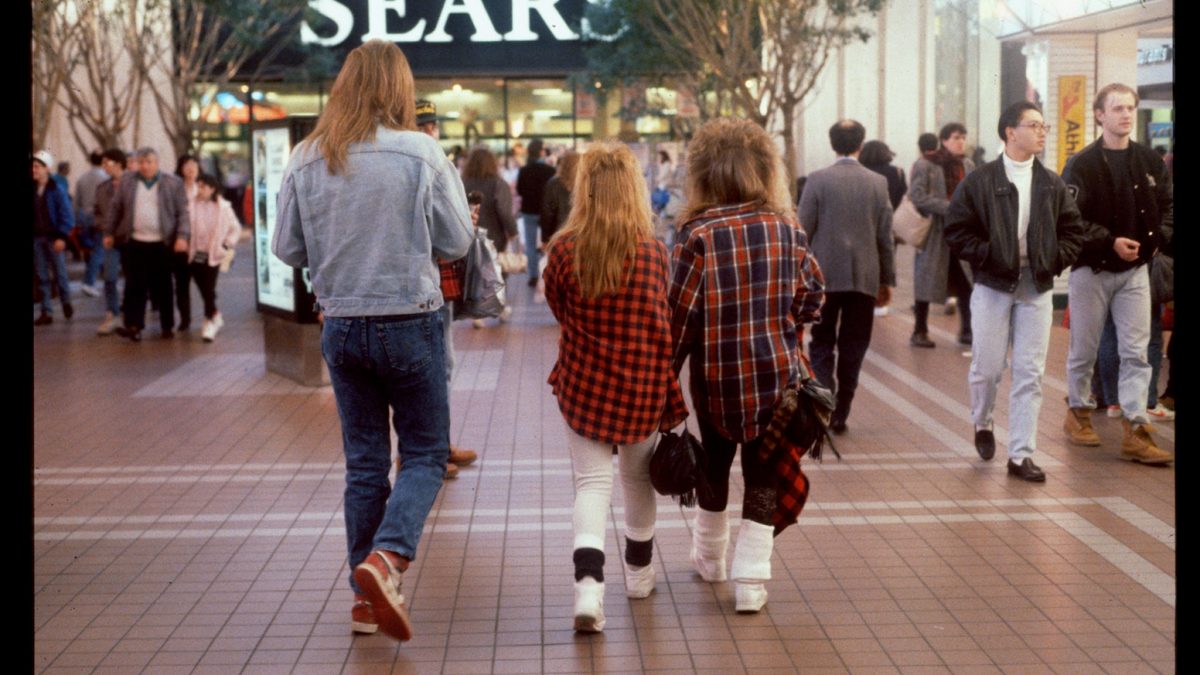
[735,582,768,613]
[1106,405,1122,418]
[623,563,655,599]
[572,578,605,632]
[873,306,889,317]
[472,318,485,329]
[97,312,118,336]
[499,306,513,323]
[212,312,225,329]
[80,283,101,298]
[201,319,217,342]
[1147,404,1175,421]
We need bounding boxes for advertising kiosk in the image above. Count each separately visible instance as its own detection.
[251,116,325,386]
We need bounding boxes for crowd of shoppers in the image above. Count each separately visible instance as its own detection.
[36,34,1172,644]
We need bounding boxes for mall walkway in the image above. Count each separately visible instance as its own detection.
[34,241,1175,674]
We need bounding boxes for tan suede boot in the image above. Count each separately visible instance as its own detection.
[1120,420,1173,464]
[1063,407,1101,446]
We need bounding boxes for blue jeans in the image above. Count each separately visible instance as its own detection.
[33,237,71,313]
[79,213,104,286]
[322,313,449,592]
[969,269,1053,461]
[521,213,541,281]
[99,247,122,315]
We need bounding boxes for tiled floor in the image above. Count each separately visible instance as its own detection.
[35,242,1175,673]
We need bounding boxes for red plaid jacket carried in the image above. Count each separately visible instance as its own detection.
[438,258,465,303]
[545,236,688,444]
[669,202,826,443]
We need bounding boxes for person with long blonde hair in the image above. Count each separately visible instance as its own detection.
[543,142,687,633]
[669,117,825,614]
[272,40,474,643]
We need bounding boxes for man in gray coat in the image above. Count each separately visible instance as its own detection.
[103,147,190,341]
[798,120,896,433]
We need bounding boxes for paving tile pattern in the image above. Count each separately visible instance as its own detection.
[34,243,1175,673]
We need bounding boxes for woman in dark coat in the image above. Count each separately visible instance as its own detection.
[859,140,906,209]
[462,146,519,326]
[908,123,975,348]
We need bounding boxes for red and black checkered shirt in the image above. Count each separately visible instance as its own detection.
[545,236,688,444]
[669,202,825,443]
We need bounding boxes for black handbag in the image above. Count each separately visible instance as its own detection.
[760,376,840,463]
[649,426,710,507]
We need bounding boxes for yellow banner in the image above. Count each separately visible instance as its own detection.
[1057,76,1087,172]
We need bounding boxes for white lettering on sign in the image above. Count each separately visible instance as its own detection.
[302,0,355,46]
[300,0,581,47]
[362,0,426,42]
[426,0,503,43]
[505,0,579,41]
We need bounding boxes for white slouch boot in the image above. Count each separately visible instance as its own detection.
[690,508,729,582]
[730,520,774,613]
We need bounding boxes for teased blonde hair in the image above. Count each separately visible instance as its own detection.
[309,40,416,175]
[549,142,653,299]
[680,117,794,225]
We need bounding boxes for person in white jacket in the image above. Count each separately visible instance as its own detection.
[188,174,241,341]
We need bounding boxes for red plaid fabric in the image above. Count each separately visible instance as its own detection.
[768,440,809,534]
[439,258,465,303]
[545,236,688,444]
[669,202,825,443]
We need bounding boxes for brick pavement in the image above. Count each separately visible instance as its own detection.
[34,241,1175,674]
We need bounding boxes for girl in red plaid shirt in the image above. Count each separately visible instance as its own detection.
[669,118,825,614]
[544,142,688,633]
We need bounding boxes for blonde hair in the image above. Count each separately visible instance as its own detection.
[549,142,653,299]
[680,117,794,225]
[309,40,417,175]
[556,151,581,192]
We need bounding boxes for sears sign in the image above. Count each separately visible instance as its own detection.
[301,0,588,75]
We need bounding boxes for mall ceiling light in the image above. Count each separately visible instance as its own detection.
[533,88,564,96]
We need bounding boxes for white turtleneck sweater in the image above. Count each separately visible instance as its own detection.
[1002,151,1034,265]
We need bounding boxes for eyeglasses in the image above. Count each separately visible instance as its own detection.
[1019,122,1051,134]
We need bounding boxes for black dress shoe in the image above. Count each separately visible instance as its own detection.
[161,329,175,340]
[910,332,935,348]
[1007,458,1046,482]
[974,429,995,460]
[115,326,142,342]
[829,413,848,435]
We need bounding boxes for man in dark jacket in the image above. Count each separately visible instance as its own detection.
[33,150,75,325]
[1060,83,1173,465]
[944,101,1086,482]
[515,138,555,287]
[103,147,190,341]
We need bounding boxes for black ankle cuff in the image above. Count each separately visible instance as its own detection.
[624,537,653,567]
[573,547,605,582]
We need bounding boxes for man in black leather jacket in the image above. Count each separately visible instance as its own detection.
[1059,83,1173,465]
[944,101,1086,482]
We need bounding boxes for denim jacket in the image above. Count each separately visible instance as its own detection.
[272,127,474,317]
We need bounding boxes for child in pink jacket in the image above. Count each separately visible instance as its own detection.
[189,174,241,341]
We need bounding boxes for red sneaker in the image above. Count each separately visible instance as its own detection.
[353,551,412,641]
[351,593,377,635]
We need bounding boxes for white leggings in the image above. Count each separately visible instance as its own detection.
[565,422,657,552]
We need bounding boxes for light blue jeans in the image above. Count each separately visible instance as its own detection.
[439,300,455,382]
[969,268,1053,461]
[321,313,449,593]
[33,237,71,313]
[1066,265,1151,424]
[521,213,541,281]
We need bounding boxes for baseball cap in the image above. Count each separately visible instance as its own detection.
[33,149,55,169]
[416,99,437,126]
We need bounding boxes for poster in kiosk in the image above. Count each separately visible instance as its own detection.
[251,116,324,385]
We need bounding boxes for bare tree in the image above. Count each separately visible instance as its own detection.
[641,0,885,185]
[131,0,309,159]
[33,0,148,155]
